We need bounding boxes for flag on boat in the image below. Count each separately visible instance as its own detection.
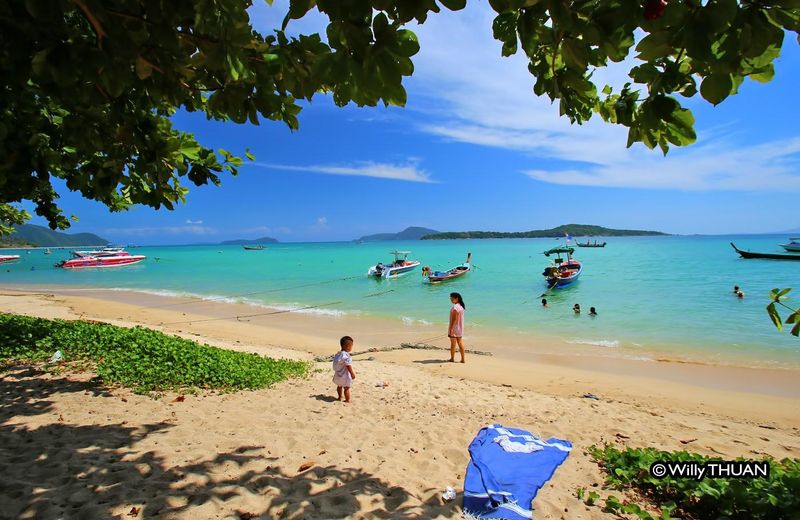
[564,233,572,242]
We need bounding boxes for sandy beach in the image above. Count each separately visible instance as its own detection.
[2,288,799,519]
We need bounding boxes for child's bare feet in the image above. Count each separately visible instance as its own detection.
[448,358,455,362]
[460,359,465,363]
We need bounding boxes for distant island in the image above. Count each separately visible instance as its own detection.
[219,236,279,245]
[3,224,109,247]
[421,224,668,240]
[357,226,439,242]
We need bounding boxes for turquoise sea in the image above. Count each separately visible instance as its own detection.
[2,235,799,367]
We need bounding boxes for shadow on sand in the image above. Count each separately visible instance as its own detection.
[1,365,458,519]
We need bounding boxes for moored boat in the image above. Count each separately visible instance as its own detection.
[0,254,21,264]
[577,240,606,248]
[730,243,800,261]
[422,253,472,284]
[58,251,146,269]
[542,247,582,288]
[779,238,800,252]
[368,251,421,278]
[243,245,265,250]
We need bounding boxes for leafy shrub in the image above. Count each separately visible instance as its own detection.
[0,313,310,393]
[589,445,800,520]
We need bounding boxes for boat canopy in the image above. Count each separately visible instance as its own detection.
[389,250,411,258]
[543,247,575,256]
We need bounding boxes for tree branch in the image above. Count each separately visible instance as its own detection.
[71,0,107,49]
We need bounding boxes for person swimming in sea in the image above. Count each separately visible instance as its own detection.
[737,291,745,299]
[573,303,581,314]
[541,298,549,307]
[733,285,740,294]
[589,307,597,316]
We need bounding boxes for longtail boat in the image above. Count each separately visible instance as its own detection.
[730,242,800,260]
[577,241,606,248]
[422,253,471,284]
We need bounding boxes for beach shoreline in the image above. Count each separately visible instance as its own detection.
[2,287,800,519]
[2,286,799,421]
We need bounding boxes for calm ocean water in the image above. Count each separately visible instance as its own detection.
[2,235,799,367]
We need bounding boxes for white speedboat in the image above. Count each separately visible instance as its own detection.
[0,254,21,264]
[367,251,421,278]
[779,238,800,252]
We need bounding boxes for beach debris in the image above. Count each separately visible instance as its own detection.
[375,381,390,388]
[614,433,630,440]
[758,424,777,430]
[441,486,456,502]
[49,350,64,363]
[297,461,314,472]
[128,506,141,516]
[680,438,697,444]
[173,395,186,403]
[239,513,256,520]
[581,393,600,400]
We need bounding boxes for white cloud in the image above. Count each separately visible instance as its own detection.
[253,161,434,183]
[523,137,800,191]
[185,219,204,225]
[104,225,217,237]
[317,216,328,226]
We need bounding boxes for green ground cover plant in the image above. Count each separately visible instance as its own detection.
[586,445,800,520]
[0,313,310,393]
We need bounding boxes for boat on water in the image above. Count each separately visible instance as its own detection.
[44,248,51,255]
[368,251,421,278]
[730,243,800,261]
[58,250,146,269]
[779,238,800,252]
[422,253,472,284]
[243,245,265,250]
[577,240,606,248]
[0,254,21,264]
[542,247,582,288]
[71,246,127,257]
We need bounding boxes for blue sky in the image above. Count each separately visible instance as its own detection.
[23,2,800,243]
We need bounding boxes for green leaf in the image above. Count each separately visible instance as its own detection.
[245,149,255,161]
[767,302,783,331]
[750,64,775,84]
[700,74,733,105]
[393,30,420,57]
[791,322,800,336]
[135,57,154,80]
[439,0,467,10]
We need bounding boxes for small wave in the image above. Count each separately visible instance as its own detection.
[107,288,349,317]
[401,316,433,326]
[566,338,620,348]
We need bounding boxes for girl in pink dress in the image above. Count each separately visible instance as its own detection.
[448,292,466,363]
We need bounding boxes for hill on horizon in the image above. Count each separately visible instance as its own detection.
[219,236,279,245]
[357,226,439,242]
[7,224,109,247]
[422,224,667,240]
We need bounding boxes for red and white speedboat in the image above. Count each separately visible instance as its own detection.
[58,250,145,269]
[0,254,21,264]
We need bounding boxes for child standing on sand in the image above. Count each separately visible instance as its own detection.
[333,336,356,403]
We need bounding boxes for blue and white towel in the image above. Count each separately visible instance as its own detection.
[463,424,572,519]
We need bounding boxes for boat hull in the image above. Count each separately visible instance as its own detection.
[731,243,800,260]
[425,266,470,283]
[60,255,146,269]
[779,243,800,252]
[368,261,421,278]
[544,261,582,288]
[0,255,21,264]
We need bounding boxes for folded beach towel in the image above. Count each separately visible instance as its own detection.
[463,424,572,520]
